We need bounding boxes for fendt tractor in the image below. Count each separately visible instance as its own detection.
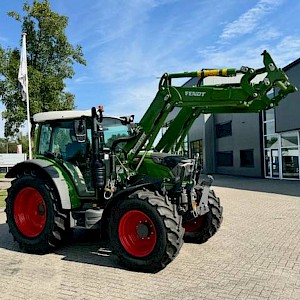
[5,51,297,272]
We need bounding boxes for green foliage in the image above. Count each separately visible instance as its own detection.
[0,0,86,138]
[0,134,29,154]
[0,138,17,153]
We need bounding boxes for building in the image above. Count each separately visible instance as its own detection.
[187,58,300,180]
[0,153,27,173]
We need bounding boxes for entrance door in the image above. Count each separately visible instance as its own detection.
[265,149,280,178]
[271,149,280,178]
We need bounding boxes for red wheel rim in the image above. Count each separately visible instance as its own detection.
[183,215,204,232]
[118,210,157,257]
[14,187,47,238]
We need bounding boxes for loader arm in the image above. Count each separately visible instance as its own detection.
[155,107,202,153]
[123,51,297,159]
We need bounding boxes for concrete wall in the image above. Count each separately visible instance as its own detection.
[189,114,204,142]
[275,62,300,132]
[189,114,216,174]
[215,113,263,177]
[203,114,216,174]
[188,110,263,177]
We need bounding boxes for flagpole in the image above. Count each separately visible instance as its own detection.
[20,33,32,159]
[25,57,32,160]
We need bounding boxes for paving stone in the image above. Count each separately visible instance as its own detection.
[0,175,299,300]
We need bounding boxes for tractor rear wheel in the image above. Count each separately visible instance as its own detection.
[5,171,69,253]
[109,189,184,272]
[183,189,223,244]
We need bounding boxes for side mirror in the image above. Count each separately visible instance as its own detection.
[74,118,87,143]
[121,115,134,125]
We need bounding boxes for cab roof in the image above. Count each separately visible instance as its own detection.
[33,110,121,123]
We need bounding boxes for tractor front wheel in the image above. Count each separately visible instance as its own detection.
[5,172,69,253]
[183,189,223,244]
[109,189,184,272]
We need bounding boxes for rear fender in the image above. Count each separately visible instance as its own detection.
[6,159,72,210]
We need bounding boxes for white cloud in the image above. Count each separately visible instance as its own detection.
[220,0,283,41]
[255,26,282,41]
[197,33,300,72]
[272,36,300,66]
[104,79,159,120]
[92,1,234,84]
[74,76,89,83]
[0,36,7,43]
[64,0,299,122]
[77,1,159,51]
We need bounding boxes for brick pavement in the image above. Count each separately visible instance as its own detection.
[0,176,299,300]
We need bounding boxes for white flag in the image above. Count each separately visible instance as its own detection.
[18,33,28,102]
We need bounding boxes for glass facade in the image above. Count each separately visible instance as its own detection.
[263,109,300,180]
[190,139,203,166]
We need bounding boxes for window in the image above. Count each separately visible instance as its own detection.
[38,123,52,155]
[38,122,74,157]
[264,135,278,148]
[0,167,7,173]
[216,151,233,166]
[263,109,277,147]
[281,132,298,147]
[216,121,232,138]
[281,132,299,179]
[264,108,275,122]
[240,149,254,167]
[264,121,275,135]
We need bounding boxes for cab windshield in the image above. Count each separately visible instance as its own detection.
[38,117,131,159]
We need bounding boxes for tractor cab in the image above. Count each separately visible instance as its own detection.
[34,110,132,195]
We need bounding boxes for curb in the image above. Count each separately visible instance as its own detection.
[0,178,13,182]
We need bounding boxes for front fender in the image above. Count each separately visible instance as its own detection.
[6,159,72,210]
[100,182,153,236]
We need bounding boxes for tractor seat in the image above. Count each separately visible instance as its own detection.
[65,141,88,162]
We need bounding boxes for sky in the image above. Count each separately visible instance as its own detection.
[1,0,300,137]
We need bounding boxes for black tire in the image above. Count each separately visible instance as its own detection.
[183,189,223,244]
[5,171,69,253]
[109,189,184,272]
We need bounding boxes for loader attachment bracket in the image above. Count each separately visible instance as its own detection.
[197,175,214,216]
[240,50,297,108]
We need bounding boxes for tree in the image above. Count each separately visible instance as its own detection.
[0,0,86,137]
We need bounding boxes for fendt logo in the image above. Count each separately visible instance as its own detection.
[185,91,206,97]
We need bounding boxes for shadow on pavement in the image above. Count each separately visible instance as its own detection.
[211,175,300,197]
[56,228,128,271]
[0,222,128,271]
[0,223,22,252]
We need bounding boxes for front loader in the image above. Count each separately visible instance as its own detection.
[5,51,297,272]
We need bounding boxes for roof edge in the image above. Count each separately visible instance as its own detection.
[283,57,300,71]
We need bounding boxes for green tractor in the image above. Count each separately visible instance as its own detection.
[5,51,296,272]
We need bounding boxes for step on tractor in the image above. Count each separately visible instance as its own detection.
[5,51,297,272]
